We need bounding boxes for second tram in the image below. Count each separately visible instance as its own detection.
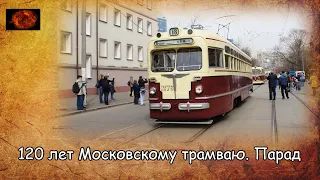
[252,67,266,85]
[147,27,253,124]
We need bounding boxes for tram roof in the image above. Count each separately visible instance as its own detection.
[152,27,252,61]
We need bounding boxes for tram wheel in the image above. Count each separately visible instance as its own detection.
[233,97,241,108]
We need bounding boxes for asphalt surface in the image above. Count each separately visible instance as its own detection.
[53,84,315,147]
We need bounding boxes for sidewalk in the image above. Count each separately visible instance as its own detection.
[57,91,149,117]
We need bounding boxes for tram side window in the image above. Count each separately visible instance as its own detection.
[224,55,229,69]
[151,50,175,72]
[209,48,223,68]
[232,58,234,70]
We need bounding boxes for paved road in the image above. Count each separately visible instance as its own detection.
[53,83,316,148]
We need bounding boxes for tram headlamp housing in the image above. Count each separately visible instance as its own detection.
[195,85,203,94]
[150,87,156,95]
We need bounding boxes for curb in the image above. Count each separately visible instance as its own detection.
[55,99,149,118]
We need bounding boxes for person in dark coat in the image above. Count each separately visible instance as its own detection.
[96,74,104,103]
[101,75,114,105]
[279,71,289,99]
[138,76,148,105]
[110,78,116,101]
[267,72,278,100]
[133,80,140,104]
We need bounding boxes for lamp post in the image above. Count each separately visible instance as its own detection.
[81,0,87,106]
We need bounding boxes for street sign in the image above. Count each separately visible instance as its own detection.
[158,17,167,32]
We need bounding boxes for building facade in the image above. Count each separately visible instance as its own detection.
[59,0,158,98]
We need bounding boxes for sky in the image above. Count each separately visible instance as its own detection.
[155,2,308,57]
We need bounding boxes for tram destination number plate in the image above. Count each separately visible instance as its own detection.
[160,85,174,91]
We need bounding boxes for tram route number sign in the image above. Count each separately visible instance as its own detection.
[160,85,174,91]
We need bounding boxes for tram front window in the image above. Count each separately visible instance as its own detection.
[176,48,202,71]
[151,50,175,72]
[252,69,261,75]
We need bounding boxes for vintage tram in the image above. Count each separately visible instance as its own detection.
[148,27,253,124]
[252,66,266,85]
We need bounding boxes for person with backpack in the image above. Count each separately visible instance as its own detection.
[267,72,278,100]
[128,76,134,97]
[72,75,86,110]
[101,74,114,105]
[279,71,289,99]
[138,76,148,105]
[133,80,140,104]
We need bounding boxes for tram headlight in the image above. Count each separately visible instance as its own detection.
[150,87,156,95]
[195,85,203,94]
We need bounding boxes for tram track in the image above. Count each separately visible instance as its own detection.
[120,124,165,146]
[94,83,265,146]
[183,84,264,144]
[184,124,214,144]
[271,100,279,144]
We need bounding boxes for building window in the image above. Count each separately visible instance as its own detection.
[147,0,152,9]
[127,44,133,60]
[86,55,92,78]
[60,31,72,54]
[99,4,107,22]
[138,0,144,5]
[61,0,72,11]
[99,39,107,58]
[137,18,143,33]
[147,21,152,36]
[127,14,133,30]
[114,41,121,59]
[208,48,223,68]
[138,46,143,61]
[86,13,91,36]
[114,9,121,27]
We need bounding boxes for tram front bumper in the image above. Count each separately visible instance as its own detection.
[149,102,210,112]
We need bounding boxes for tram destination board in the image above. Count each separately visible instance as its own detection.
[154,38,193,46]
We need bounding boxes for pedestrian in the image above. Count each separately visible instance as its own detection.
[128,76,134,97]
[133,80,140,104]
[309,72,318,96]
[138,76,148,105]
[101,74,115,105]
[110,78,116,101]
[296,73,301,91]
[267,72,278,100]
[279,71,289,99]
[300,73,305,87]
[96,74,104,103]
[277,73,281,89]
[72,75,86,110]
[289,74,294,92]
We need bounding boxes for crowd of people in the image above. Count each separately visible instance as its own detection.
[128,76,148,105]
[72,74,149,110]
[267,71,318,100]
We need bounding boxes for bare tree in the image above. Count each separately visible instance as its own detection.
[240,46,252,57]
[273,29,307,71]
